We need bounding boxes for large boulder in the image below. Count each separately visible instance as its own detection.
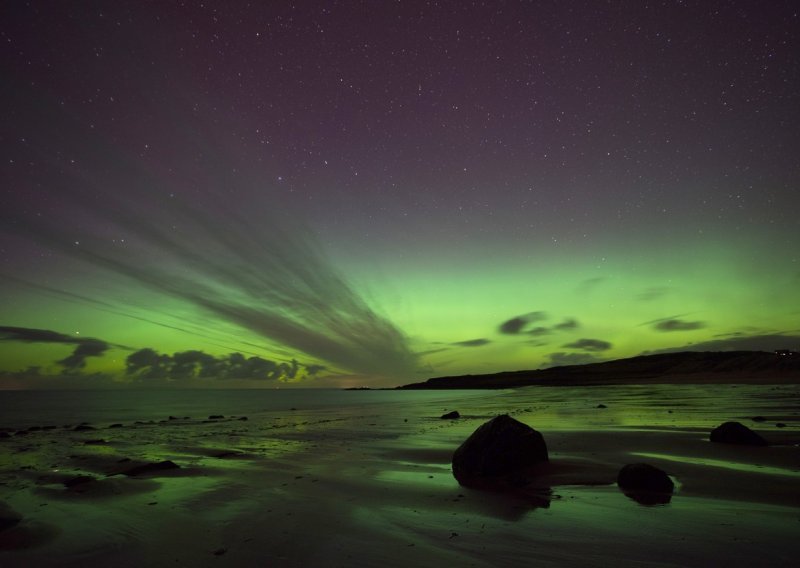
[452,415,548,487]
[710,421,767,446]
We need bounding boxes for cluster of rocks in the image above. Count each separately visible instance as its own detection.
[450,414,771,506]
[0,413,252,440]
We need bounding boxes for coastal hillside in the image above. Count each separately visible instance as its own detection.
[398,350,800,389]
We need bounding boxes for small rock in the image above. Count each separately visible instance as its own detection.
[108,423,124,429]
[752,416,766,422]
[710,421,768,446]
[617,463,674,493]
[596,404,607,409]
[213,548,228,556]
[0,501,23,532]
[208,415,224,420]
[776,423,786,428]
[64,475,96,488]
[121,460,180,477]
[73,424,95,432]
[238,416,248,421]
[441,411,460,420]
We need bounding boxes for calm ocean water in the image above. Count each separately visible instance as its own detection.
[2,384,798,431]
[0,388,491,429]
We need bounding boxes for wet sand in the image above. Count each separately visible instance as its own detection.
[1,383,799,567]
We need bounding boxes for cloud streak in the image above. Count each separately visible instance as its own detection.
[0,325,112,370]
[653,319,705,332]
[450,338,490,347]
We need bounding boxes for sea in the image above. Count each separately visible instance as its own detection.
[0,388,490,429]
[1,383,797,431]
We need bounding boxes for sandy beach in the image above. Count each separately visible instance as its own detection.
[1,384,798,567]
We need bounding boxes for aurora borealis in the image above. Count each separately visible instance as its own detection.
[1,2,798,388]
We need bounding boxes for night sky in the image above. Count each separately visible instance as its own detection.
[1,2,798,388]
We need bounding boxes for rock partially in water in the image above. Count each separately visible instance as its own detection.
[452,414,548,487]
[441,411,460,419]
[617,463,674,492]
[710,421,767,446]
[617,463,674,506]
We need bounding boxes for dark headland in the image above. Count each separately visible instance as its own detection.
[398,350,800,389]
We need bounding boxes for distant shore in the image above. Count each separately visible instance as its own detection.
[398,350,800,389]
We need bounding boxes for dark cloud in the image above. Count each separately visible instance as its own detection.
[637,287,670,301]
[526,327,551,336]
[654,319,705,332]
[544,352,601,367]
[451,338,490,347]
[498,312,548,334]
[553,318,579,331]
[1,325,83,344]
[0,325,111,371]
[577,277,605,293]
[58,340,109,371]
[562,338,613,352]
[125,348,312,382]
[645,334,800,355]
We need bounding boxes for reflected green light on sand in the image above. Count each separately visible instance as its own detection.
[632,452,800,478]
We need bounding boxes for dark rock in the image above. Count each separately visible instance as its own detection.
[208,415,224,420]
[0,501,23,532]
[83,439,107,445]
[0,431,10,439]
[213,451,239,459]
[15,430,30,436]
[776,422,786,428]
[108,423,124,429]
[596,404,607,409]
[617,463,674,493]
[238,416,248,421]
[27,426,42,432]
[710,421,768,446]
[452,414,548,487]
[168,416,179,420]
[73,424,95,432]
[121,460,180,477]
[64,475,96,488]
[441,411,460,419]
[751,416,766,422]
